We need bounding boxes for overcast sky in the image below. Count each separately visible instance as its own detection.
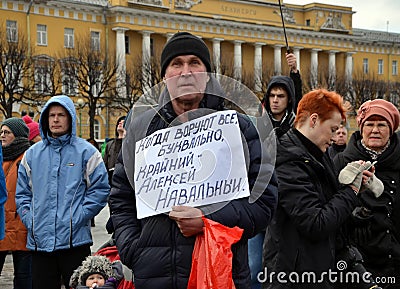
[284,0,400,33]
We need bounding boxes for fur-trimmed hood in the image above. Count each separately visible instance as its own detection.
[69,255,123,288]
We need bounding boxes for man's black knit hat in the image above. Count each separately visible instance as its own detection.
[161,32,211,77]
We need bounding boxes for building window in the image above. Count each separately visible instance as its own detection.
[94,119,100,139]
[378,59,383,75]
[64,28,74,48]
[6,20,18,42]
[37,24,47,46]
[306,19,311,26]
[62,69,77,95]
[363,58,369,74]
[35,66,51,93]
[91,31,100,51]
[5,64,22,91]
[125,35,130,54]
[392,60,398,76]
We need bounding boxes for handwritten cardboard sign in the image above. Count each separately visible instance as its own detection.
[134,110,250,219]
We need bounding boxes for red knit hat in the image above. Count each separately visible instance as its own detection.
[357,99,400,134]
[22,115,40,141]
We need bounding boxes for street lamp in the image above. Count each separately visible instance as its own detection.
[76,98,85,137]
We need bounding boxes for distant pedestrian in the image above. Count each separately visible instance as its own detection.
[0,117,32,289]
[103,116,126,185]
[16,95,110,289]
[327,123,348,159]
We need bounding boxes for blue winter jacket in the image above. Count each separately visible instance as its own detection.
[16,95,110,252]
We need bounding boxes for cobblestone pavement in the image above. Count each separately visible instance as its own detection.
[0,206,112,289]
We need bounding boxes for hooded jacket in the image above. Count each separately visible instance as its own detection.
[109,76,278,289]
[261,76,296,138]
[16,95,110,252]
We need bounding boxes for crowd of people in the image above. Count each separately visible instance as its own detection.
[0,30,397,289]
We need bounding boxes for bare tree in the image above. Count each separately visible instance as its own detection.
[118,53,163,114]
[0,26,35,118]
[60,34,121,139]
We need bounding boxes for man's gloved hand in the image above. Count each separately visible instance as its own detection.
[361,174,384,198]
[338,161,365,191]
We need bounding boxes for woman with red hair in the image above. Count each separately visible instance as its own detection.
[263,89,377,289]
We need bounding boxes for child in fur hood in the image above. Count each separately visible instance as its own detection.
[69,255,123,289]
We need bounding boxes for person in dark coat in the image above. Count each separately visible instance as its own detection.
[263,89,377,289]
[109,31,278,289]
[327,123,348,160]
[260,75,296,139]
[103,116,126,185]
[334,99,400,288]
[250,60,300,289]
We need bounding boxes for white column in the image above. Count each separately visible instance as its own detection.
[254,42,265,92]
[274,45,284,75]
[328,50,338,89]
[112,27,129,98]
[141,31,153,92]
[234,40,243,81]
[345,52,354,85]
[310,49,321,89]
[212,38,223,76]
[293,47,302,72]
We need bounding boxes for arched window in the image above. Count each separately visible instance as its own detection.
[94,119,100,139]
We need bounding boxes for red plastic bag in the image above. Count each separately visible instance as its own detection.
[187,216,244,289]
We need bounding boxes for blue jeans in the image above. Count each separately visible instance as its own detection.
[248,231,265,289]
[0,250,32,289]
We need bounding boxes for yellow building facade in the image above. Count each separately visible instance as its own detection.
[1,0,400,139]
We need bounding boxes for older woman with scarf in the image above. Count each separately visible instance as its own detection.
[0,117,32,289]
[334,99,400,288]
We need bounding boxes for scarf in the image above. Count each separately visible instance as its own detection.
[360,139,390,160]
[2,137,31,161]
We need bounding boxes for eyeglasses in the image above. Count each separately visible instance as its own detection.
[0,130,12,136]
[363,122,389,132]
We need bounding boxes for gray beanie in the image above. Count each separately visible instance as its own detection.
[1,117,29,138]
[70,255,114,287]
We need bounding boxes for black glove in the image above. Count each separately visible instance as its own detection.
[351,207,373,245]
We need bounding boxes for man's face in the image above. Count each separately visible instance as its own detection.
[48,105,71,138]
[164,55,208,108]
[268,87,289,121]
[334,126,347,145]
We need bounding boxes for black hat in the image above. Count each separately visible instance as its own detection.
[1,117,29,138]
[161,32,211,77]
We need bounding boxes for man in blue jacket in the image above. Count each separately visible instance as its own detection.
[16,95,110,289]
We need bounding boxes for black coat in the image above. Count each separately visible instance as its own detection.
[333,131,400,273]
[109,79,278,289]
[263,129,358,289]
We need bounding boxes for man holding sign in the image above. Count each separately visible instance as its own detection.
[109,32,278,289]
